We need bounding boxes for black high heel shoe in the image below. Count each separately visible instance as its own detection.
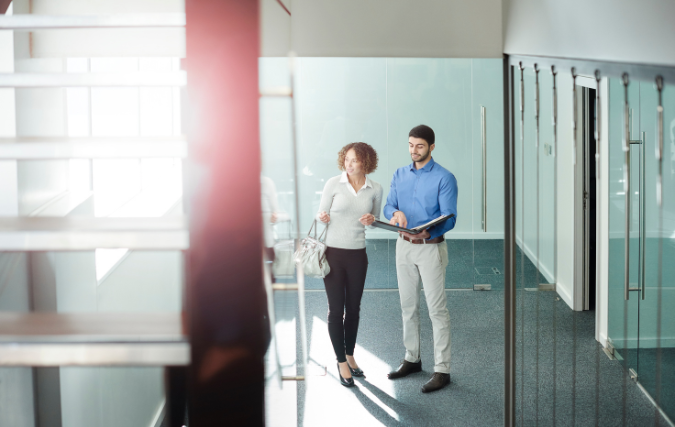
[348,364,364,377]
[337,362,355,387]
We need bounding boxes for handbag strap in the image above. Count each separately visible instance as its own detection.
[317,221,328,242]
[307,220,317,238]
[313,192,334,242]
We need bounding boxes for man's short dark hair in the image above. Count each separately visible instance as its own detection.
[409,125,435,146]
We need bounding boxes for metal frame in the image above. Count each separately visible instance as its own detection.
[481,105,488,231]
[0,137,187,160]
[504,53,675,427]
[0,14,186,30]
[0,72,186,88]
[503,55,516,427]
[0,217,188,250]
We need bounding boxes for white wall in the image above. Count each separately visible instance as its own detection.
[262,0,502,58]
[513,66,577,309]
[597,78,610,345]
[503,0,675,66]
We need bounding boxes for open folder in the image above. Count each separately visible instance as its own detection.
[371,214,455,235]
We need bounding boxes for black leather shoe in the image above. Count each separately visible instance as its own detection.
[348,365,364,377]
[337,363,355,387]
[387,360,422,379]
[421,372,450,393]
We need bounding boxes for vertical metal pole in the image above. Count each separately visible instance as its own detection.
[504,55,516,427]
[621,73,630,426]
[640,130,646,301]
[654,75,664,421]
[482,105,487,232]
[289,55,309,372]
[550,65,558,426]
[533,63,541,421]
[571,68,578,426]
[593,69,602,425]
[518,61,525,426]
[622,74,631,301]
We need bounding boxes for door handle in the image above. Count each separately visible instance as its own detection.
[622,74,631,301]
[481,105,487,232]
[640,131,646,300]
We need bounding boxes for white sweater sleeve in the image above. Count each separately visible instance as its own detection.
[316,179,334,224]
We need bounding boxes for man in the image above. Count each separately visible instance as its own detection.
[383,124,458,393]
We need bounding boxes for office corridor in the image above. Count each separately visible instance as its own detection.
[267,290,666,426]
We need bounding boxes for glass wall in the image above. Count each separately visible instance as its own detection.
[260,58,505,291]
[607,76,675,419]
[261,57,505,426]
[512,60,675,424]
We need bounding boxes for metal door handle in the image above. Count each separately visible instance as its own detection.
[640,131,646,300]
[622,74,631,301]
[481,105,487,232]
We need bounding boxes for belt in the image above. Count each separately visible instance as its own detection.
[402,235,444,245]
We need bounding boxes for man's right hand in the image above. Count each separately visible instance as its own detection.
[318,211,330,223]
[390,211,407,229]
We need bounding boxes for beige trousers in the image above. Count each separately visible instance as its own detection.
[395,235,451,373]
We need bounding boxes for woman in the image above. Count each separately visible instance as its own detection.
[317,142,382,387]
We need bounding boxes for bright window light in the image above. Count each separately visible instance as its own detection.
[81,56,184,283]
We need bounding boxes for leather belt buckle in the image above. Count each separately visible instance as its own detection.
[402,235,444,245]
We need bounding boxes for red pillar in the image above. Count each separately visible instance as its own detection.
[185,0,266,425]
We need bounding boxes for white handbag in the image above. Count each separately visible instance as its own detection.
[294,220,330,278]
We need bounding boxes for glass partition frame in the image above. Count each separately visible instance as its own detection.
[505,54,675,427]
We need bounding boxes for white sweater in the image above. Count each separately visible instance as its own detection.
[316,173,383,250]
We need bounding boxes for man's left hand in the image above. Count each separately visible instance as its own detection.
[399,229,430,240]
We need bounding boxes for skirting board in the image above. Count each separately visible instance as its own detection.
[555,282,574,310]
[515,236,555,284]
[515,236,574,309]
[608,337,675,349]
[150,398,165,427]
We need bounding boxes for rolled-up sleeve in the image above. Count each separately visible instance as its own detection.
[383,173,399,220]
[427,173,458,239]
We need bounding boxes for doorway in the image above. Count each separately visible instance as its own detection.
[575,85,598,311]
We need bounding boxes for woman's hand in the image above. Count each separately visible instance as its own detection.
[359,213,375,226]
[318,211,330,223]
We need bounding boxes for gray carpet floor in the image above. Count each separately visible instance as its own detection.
[266,290,669,426]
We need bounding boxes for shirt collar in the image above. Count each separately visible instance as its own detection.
[340,171,372,188]
[409,157,436,172]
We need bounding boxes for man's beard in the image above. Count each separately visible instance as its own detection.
[411,151,430,163]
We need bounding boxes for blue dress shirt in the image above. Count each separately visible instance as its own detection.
[383,157,458,240]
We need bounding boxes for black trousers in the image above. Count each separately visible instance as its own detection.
[323,247,368,363]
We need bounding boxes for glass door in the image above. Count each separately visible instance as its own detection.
[607,77,641,370]
[471,59,505,291]
[636,79,675,417]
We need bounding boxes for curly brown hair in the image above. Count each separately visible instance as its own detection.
[337,142,378,174]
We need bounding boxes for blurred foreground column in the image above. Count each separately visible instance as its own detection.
[185,0,268,426]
